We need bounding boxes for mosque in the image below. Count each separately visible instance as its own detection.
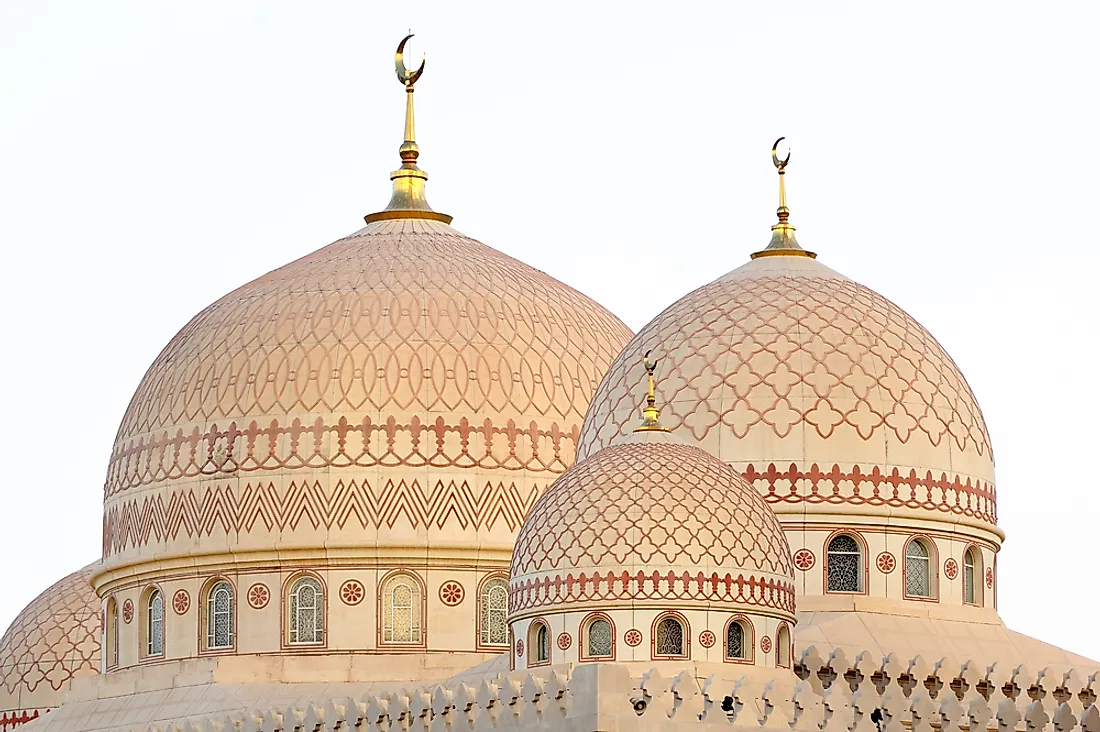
[1,36,1096,732]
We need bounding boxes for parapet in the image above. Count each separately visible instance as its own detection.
[21,647,1100,732]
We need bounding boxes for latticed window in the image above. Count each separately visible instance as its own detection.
[963,548,977,605]
[827,534,862,592]
[776,624,791,667]
[532,622,549,663]
[479,579,508,646]
[586,617,612,658]
[654,616,685,657]
[726,620,745,659]
[905,540,931,597]
[106,599,119,668]
[381,573,422,644]
[289,576,324,644]
[147,590,164,656]
[206,581,234,649]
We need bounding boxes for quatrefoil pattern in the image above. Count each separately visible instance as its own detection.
[510,436,795,615]
[0,564,100,697]
[578,258,996,528]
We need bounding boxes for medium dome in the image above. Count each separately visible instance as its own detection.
[578,254,997,541]
[510,430,795,620]
[0,564,100,725]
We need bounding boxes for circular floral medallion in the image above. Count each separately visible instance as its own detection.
[515,639,524,657]
[699,630,716,649]
[122,599,134,624]
[557,632,572,651]
[340,580,365,606]
[793,549,815,571]
[247,583,270,610]
[439,581,464,606]
[943,558,959,580]
[876,551,897,574]
[986,568,994,589]
[624,629,643,647]
[760,635,773,653]
[172,589,190,615]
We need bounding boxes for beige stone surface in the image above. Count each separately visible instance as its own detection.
[92,216,632,671]
[0,563,100,723]
[796,608,1099,671]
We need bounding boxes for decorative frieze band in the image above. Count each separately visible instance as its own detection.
[508,571,796,615]
[105,416,578,497]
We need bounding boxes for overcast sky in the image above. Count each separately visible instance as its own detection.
[1,1,1097,662]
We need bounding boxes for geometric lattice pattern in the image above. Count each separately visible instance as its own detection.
[0,564,100,699]
[577,258,996,531]
[108,219,632,496]
[102,218,631,564]
[102,478,542,555]
[510,435,795,616]
[512,439,793,577]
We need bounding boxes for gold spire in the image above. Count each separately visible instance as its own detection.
[750,137,816,259]
[365,34,452,225]
[634,350,671,433]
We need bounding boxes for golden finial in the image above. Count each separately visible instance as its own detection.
[751,137,816,259]
[365,34,452,224]
[634,350,671,433]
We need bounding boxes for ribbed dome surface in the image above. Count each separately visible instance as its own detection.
[0,564,100,710]
[102,218,632,560]
[509,431,795,619]
[577,255,996,537]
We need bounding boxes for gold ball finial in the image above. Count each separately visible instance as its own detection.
[750,136,816,260]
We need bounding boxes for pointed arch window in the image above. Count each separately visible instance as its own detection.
[145,589,164,657]
[479,577,508,647]
[105,598,119,669]
[205,581,234,649]
[529,620,550,665]
[288,576,324,645]
[963,547,979,605]
[826,534,863,593]
[725,617,751,661]
[905,538,933,598]
[380,572,423,644]
[653,613,688,658]
[776,624,791,668]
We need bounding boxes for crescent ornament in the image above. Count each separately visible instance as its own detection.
[395,33,425,87]
[772,137,791,170]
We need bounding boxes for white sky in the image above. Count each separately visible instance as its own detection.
[1,1,1097,662]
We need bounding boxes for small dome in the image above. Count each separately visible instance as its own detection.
[0,564,100,720]
[509,430,795,620]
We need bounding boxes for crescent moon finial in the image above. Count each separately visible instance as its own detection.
[772,137,791,170]
[395,33,426,88]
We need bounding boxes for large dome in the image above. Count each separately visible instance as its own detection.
[0,564,100,726]
[104,218,631,561]
[578,254,996,539]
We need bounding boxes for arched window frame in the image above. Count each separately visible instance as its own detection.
[140,585,165,660]
[651,611,690,660]
[377,570,426,648]
[722,614,754,664]
[902,535,938,601]
[283,572,326,648]
[528,619,551,667]
[775,622,792,668]
[962,545,982,607]
[824,531,868,595]
[105,596,119,670]
[579,611,616,661]
[476,573,510,651]
[200,577,236,653]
